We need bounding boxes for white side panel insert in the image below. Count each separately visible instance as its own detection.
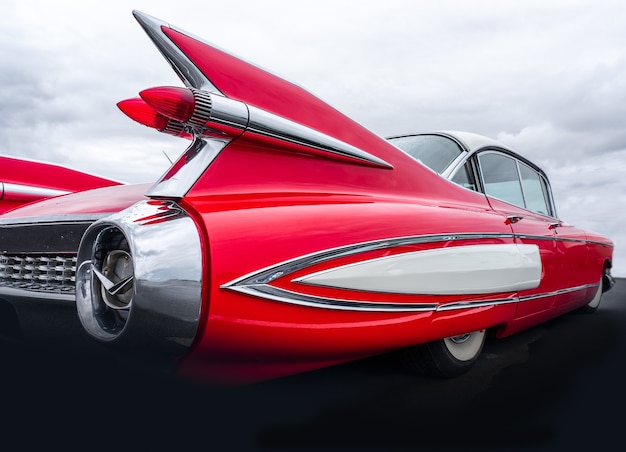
[294,243,542,295]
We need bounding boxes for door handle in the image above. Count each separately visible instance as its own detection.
[506,215,524,224]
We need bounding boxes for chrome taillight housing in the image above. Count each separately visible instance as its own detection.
[75,200,203,356]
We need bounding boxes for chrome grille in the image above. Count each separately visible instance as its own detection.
[0,254,77,293]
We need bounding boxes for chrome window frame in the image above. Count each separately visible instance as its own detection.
[474,149,556,218]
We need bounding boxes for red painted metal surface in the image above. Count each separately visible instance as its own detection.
[0,156,120,214]
[171,136,609,384]
[177,190,523,384]
[0,182,150,218]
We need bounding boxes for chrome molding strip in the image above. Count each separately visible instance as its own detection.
[223,232,601,312]
[436,296,518,311]
[228,283,596,313]
[517,233,613,249]
[222,233,517,288]
[2,182,69,200]
[0,213,111,226]
[222,233,518,312]
[229,285,439,312]
[517,283,599,303]
[133,10,217,92]
[247,105,393,169]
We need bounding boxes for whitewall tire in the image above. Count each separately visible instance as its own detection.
[399,329,486,378]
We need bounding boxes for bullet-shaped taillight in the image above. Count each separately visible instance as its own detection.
[120,86,248,139]
[117,98,169,129]
[139,86,196,123]
[116,98,191,139]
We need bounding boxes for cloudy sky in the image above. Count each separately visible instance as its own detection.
[1,0,625,276]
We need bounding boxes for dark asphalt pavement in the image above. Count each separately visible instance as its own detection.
[2,279,624,451]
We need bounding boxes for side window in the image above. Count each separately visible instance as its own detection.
[478,153,525,207]
[451,161,478,192]
[478,151,554,216]
[519,162,551,216]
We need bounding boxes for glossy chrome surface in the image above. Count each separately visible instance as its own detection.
[0,213,117,300]
[603,267,615,292]
[1,182,69,201]
[247,105,392,169]
[95,249,134,310]
[232,284,439,312]
[517,283,600,302]
[0,254,77,294]
[132,10,218,92]
[0,213,111,226]
[147,137,228,198]
[76,200,202,355]
[226,280,596,313]
[189,90,250,136]
[437,296,518,311]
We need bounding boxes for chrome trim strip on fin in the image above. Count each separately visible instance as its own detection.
[247,106,393,169]
[146,137,228,198]
[132,10,218,92]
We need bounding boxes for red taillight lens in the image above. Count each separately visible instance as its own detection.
[117,98,170,130]
[139,86,196,122]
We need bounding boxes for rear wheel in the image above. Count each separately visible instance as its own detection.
[400,329,486,378]
[580,277,603,313]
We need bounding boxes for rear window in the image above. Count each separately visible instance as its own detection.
[388,135,463,174]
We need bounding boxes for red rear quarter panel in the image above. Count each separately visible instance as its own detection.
[177,192,521,384]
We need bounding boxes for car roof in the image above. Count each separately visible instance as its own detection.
[433,131,509,153]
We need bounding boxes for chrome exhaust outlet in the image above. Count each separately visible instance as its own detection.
[75,200,203,357]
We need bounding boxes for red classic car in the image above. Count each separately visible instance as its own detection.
[0,11,614,386]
